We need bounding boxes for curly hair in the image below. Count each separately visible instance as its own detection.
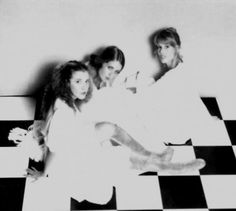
[40,60,92,120]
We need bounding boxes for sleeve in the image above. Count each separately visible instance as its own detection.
[46,106,75,154]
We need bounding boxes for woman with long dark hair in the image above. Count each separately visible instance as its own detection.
[87,46,125,89]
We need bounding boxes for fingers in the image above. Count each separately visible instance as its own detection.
[8,127,28,142]
[26,167,38,174]
[10,127,27,135]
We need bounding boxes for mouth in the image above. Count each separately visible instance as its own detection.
[80,91,87,96]
[159,55,165,60]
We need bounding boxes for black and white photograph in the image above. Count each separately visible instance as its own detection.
[0,0,236,210]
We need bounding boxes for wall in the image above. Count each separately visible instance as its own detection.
[0,0,235,113]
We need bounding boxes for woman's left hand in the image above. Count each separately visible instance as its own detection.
[24,167,44,182]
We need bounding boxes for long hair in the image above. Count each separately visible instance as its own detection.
[89,46,125,73]
[153,27,183,64]
[40,60,92,121]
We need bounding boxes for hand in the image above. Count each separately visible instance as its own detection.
[24,167,44,182]
[8,127,28,144]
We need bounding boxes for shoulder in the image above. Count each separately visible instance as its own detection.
[54,98,70,110]
[53,99,74,120]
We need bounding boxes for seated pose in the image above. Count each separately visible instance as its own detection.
[140,27,214,145]
[9,60,205,209]
[91,28,214,149]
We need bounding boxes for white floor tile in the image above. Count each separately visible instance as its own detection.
[116,174,163,210]
[217,95,236,120]
[0,147,29,177]
[0,97,36,120]
[23,177,72,211]
[192,120,231,146]
[201,175,236,209]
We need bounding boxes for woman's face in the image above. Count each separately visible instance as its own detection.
[69,70,90,100]
[155,41,180,69]
[99,60,122,86]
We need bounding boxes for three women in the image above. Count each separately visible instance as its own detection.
[8,28,208,210]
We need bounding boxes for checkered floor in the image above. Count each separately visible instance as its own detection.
[0,96,236,211]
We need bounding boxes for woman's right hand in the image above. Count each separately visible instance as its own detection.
[8,127,28,144]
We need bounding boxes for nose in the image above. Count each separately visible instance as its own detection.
[81,83,88,91]
[107,69,112,76]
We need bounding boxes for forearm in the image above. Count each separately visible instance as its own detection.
[43,148,54,176]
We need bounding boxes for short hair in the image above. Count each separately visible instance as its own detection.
[89,46,125,72]
[153,27,181,47]
[40,60,92,120]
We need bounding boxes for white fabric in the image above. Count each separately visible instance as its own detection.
[23,98,133,211]
[83,63,214,149]
[23,63,214,210]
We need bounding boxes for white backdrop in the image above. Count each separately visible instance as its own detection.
[0,0,235,116]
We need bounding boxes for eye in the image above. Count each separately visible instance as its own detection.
[115,70,120,74]
[107,66,114,70]
[155,46,161,51]
[76,80,82,84]
[165,44,170,49]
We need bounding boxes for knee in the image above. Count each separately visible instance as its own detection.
[95,122,116,141]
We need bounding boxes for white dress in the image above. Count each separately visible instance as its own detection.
[82,63,213,151]
[23,98,132,211]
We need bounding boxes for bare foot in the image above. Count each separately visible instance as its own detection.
[153,158,206,174]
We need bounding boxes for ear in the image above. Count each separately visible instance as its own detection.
[176,45,181,53]
[176,46,182,59]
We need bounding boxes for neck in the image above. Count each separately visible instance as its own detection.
[73,99,81,110]
[94,75,102,89]
[167,59,180,71]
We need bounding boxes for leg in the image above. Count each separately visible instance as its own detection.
[129,155,206,174]
[95,121,173,162]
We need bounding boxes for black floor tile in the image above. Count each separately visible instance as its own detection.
[209,209,236,211]
[117,209,163,211]
[0,121,33,146]
[0,178,26,211]
[159,176,207,209]
[224,120,236,145]
[201,97,222,119]
[139,172,158,176]
[165,139,192,146]
[71,186,117,210]
[194,146,236,174]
